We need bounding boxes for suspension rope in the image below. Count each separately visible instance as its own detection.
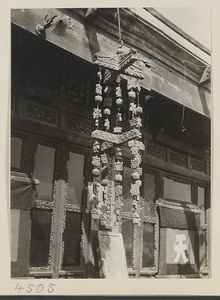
[181,61,187,132]
[116,8,122,44]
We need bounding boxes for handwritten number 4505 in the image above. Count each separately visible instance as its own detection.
[14,283,56,294]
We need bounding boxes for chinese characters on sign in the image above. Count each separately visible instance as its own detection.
[173,234,189,264]
[166,229,195,265]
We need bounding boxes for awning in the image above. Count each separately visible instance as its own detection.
[141,69,211,118]
[156,200,201,231]
[11,172,39,210]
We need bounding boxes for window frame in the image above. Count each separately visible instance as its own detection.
[162,172,196,205]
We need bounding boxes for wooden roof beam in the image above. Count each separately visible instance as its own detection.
[84,8,98,19]
[199,65,211,86]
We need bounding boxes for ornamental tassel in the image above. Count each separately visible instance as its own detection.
[127,79,144,226]
[103,86,112,132]
[114,76,123,134]
[114,147,123,222]
[100,152,108,226]
[92,140,101,180]
[93,69,103,129]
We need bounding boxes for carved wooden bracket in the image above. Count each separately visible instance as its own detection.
[36,15,58,39]
[199,65,211,86]
[92,128,143,145]
[94,47,152,84]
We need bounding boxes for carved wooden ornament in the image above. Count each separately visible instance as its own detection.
[89,43,147,229]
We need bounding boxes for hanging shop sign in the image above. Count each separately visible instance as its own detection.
[87,9,153,230]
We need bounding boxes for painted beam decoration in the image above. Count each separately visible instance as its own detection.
[88,42,149,230]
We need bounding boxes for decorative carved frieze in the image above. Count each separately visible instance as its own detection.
[25,102,58,126]
[191,158,206,173]
[147,143,166,160]
[142,216,157,223]
[91,129,142,144]
[170,151,187,167]
[66,114,93,134]
[92,130,119,144]
[119,129,142,143]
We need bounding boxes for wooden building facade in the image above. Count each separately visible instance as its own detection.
[10,8,211,279]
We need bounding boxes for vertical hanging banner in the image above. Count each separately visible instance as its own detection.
[102,180,115,229]
[159,227,199,275]
[157,200,200,275]
[87,180,115,230]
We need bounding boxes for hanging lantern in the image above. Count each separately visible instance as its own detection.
[101,178,108,186]
[136,106,143,114]
[93,70,103,129]
[92,168,101,177]
[91,208,100,220]
[115,173,123,182]
[131,171,140,181]
[104,108,111,116]
[128,89,136,101]
[116,97,123,107]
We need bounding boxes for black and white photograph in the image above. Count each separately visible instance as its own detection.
[2,0,220,296]
[10,6,211,280]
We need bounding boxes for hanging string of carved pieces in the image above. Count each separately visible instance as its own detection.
[90,69,103,223]
[91,67,112,228]
[127,78,144,226]
[113,75,124,223]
